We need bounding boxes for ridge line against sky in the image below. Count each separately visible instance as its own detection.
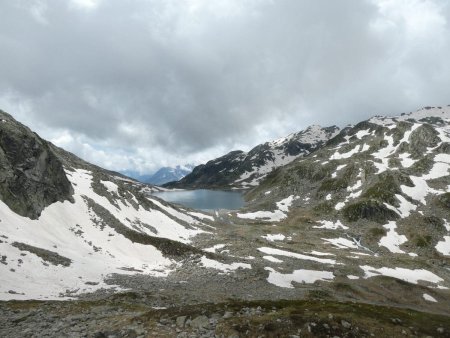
[1,0,450,174]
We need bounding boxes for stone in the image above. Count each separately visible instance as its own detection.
[190,315,209,329]
[391,318,402,325]
[223,311,234,318]
[176,316,187,328]
[341,320,351,329]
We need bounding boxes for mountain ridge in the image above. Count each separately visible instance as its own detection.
[165,124,340,189]
[124,164,194,185]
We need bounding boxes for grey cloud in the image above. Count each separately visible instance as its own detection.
[1,0,449,173]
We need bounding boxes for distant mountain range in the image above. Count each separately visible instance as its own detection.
[165,125,340,189]
[122,164,194,185]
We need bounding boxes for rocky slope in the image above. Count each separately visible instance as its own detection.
[165,125,340,189]
[232,105,450,296]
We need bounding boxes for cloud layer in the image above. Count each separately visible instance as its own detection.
[1,0,450,173]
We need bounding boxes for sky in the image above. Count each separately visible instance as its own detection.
[1,0,450,174]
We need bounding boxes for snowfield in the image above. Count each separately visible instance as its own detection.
[0,168,206,300]
[265,267,334,288]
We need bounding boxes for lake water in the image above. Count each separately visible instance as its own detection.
[152,189,245,211]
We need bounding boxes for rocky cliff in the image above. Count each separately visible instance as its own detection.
[0,110,73,219]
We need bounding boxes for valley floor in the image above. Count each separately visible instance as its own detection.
[2,212,449,337]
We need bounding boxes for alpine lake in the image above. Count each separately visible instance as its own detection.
[152,189,245,211]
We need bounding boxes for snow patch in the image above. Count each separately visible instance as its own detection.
[361,265,444,285]
[347,275,360,280]
[265,267,334,288]
[263,256,283,263]
[423,293,438,302]
[258,247,336,264]
[323,237,358,249]
[261,234,288,242]
[100,180,119,194]
[330,144,361,160]
[436,236,450,256]
[378,221,407,254]
[199,256,251,273]
[203,244,226,253]
[313,220,348,230]
[237,195,297,222]
[188,211,214,222]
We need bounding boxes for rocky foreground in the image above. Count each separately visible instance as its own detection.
[1,296,449,338]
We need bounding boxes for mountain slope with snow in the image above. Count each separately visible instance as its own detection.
[165,125,340,189]
[240,106,450,285]
[146,165,194,185]
[0,110,213,300]
[122,165,194,185]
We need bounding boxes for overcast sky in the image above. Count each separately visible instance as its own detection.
[1,0,450,173]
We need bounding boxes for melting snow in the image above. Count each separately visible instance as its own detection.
[199,256,251,273]
[0,168,206,300]
[188,211,214,222]
[347,275,360,280]
[401,176,440,204]
[265,267,334,288]
[335,202,346,211]
[323,237,358,249]
[330,144,361,160]
[436,236,450,256]
[237,195,297,222]
[313,220,349,230]
[334,164,347,172]
[423,293,438,302]
[261,234,288,242]
[378,221,407,254]
[100,180,119,194]
[360,143,370,152]
[355,129,371,139]
[263,256,283,263]
[236,210,286,222]
[258,247,336,264]
[361,265,444,285]
[150,198,202,225]
[399,153,416,168]
[203,244,226,253]
[276,195,298,212]
[309,251,335,257]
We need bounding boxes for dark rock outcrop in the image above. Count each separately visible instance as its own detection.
[0,110,73,219]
